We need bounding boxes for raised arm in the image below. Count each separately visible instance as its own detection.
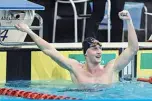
[112,10,139,72]
[15,23,77,72]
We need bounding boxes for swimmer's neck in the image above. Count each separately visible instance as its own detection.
[85,62,104,73]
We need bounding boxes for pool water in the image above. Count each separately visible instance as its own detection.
[0,79,152,100]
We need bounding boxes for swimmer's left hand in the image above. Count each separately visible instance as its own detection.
[118,10,131,20]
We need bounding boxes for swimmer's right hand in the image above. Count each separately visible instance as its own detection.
[15,23,31,32]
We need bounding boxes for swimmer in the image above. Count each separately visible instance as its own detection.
[15,10,139,85]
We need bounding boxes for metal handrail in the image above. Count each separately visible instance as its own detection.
[57,0,89,3]
[107,0,111,43]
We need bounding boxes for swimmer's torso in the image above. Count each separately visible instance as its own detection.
[70,62,117,85]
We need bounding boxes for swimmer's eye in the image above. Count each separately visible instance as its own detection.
[90,42,102,49]
[90,45,102,50]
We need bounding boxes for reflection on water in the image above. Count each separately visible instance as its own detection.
[0,79,152,99]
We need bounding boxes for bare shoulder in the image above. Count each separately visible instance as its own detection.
[107,59,115,65]
[104,59,116,71]
[69,58,83,69]
[69,58,80,64]
[68,58,84,74]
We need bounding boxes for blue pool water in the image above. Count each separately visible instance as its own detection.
[0,79,152,100]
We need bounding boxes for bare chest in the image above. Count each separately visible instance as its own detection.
[71,70,113,84]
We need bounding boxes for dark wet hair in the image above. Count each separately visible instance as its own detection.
[82,37,102,55]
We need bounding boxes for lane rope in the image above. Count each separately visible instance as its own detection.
[137,76,152,84]
[0,88,80,100]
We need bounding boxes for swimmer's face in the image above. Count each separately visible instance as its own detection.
[86,41,102,63]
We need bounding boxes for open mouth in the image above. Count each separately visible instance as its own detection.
[96,55,101,58]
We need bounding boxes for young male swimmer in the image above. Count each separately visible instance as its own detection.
[15,10,139,85]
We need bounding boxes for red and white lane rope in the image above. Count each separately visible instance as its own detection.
[0,88,80,100]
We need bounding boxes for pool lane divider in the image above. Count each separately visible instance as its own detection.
[0,88,80,100]
[137,76,152,84]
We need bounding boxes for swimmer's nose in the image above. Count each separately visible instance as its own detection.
[97,48,101,54]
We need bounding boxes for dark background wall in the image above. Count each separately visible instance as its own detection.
[27,0,152,43]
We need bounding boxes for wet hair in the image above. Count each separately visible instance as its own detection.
[82,37,102,55]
